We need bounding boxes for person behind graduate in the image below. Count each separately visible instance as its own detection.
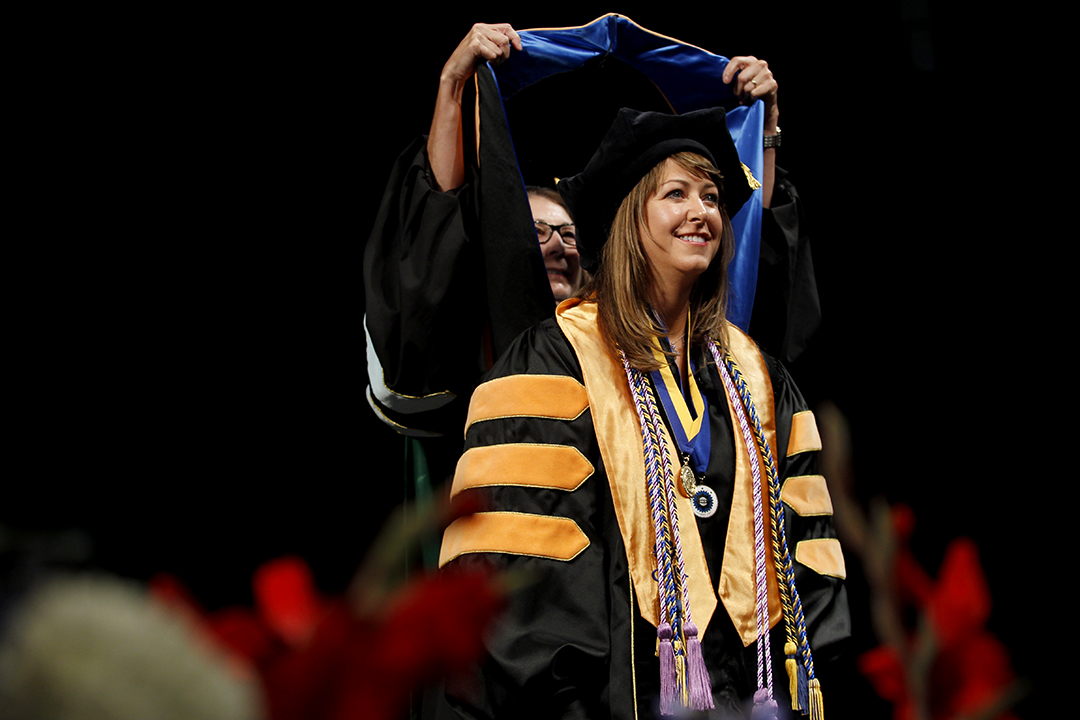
[438,107,848,718]
[364,22,816,448]
[426,24,582,303]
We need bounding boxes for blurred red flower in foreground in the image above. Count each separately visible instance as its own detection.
[857,507,1019,720]
[151,495,506,720]
[259,564,503,720]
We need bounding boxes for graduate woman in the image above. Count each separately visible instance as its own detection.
[440,108,848,719]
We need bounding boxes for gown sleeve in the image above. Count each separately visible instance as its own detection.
[751,167,822,365]
[363,137,486,437]
[767,355,851,664]
[438,320,622,720]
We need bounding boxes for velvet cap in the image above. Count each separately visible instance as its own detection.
[557,107,753,272]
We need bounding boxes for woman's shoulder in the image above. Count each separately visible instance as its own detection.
[483,316,583,382]
[716,321,804,397]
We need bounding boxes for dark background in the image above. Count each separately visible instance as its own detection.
[9,2,1048,717]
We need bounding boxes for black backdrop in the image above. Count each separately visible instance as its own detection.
[9,3,1047,717]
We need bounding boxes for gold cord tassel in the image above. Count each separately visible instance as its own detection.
[808,678,824,720]
[784,641,801,711]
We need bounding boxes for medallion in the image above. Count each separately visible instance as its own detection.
[679,462,697,498]
[692,484,718,518]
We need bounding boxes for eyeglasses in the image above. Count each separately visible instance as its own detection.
[534,220,577,247]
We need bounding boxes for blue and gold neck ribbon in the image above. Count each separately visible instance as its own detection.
[648,335,711,479]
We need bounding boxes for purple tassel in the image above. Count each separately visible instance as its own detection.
[683,622,714,710]
[751,689,779,720]
[658,623,676,715]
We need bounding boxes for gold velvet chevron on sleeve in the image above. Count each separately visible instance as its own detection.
[465,374,589,435]
[440,371,593,566]
[780,475,834,516]
[795,538,846,579]
[440,512,590,565]
[452,443,594,493]
[781,410,847,579]
[787,410,822,456]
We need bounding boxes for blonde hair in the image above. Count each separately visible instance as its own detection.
[577,152,734,370]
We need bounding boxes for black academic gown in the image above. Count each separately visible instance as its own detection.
[440,300,848,719]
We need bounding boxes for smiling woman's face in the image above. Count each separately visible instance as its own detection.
[529,194,581,301]
[640,158,723,291]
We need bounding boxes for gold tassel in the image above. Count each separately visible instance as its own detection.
[784,642,800,711]
[808,678,824,720]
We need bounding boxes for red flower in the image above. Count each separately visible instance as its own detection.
[891,505,934,607]
[253,556,324,648]
[380,568,505,678]
[925,539,989,650]
[858,646,908,708]
[929,631,1017,720]
[209,606,278,667]
[263,567,505,720]
[858,516,1019,720]
[148,494,506,720]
